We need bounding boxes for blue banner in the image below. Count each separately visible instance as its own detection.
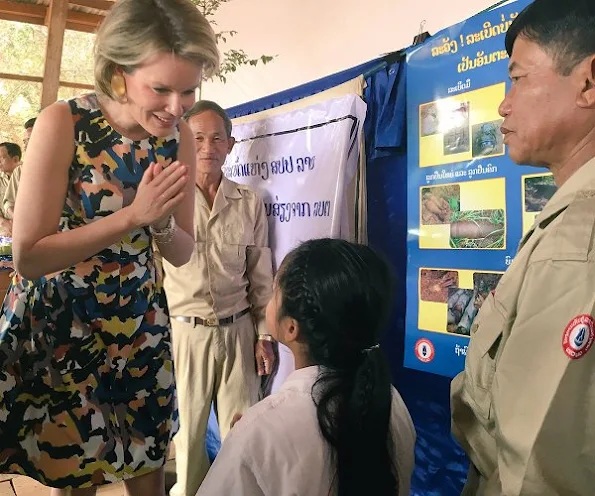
[404,0,549,377]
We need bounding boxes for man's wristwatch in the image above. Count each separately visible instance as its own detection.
[257,333,274,342]
[150,214,176,244]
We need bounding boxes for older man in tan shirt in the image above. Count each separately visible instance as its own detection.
[164,100,274,496]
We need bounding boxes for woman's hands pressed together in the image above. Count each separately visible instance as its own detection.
[128,161,189,229]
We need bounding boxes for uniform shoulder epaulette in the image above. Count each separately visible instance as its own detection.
[551,190,595,262]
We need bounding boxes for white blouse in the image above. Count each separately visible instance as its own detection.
[197,366,416,496]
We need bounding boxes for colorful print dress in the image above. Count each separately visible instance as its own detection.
[0,94,178,488]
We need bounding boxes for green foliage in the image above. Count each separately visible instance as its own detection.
[0,21,44,145]
[191,0,229,18]
[218,51,275,83]
[0,20,93,147]
[60,29,95,85]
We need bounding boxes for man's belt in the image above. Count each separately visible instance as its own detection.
[172,307,251,327]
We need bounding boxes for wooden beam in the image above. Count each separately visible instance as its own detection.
[69,0,113,12]
[66,9,103,29]
[0,0,45,23]
[60,79,93,90]
[0,0,107,33]
[41,0,69,109]
[0,71,94,90]
[0,72,43,84]
[65,19,98,33]
[0,11,44,26]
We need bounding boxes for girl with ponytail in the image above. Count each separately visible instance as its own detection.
[198,238,416,496]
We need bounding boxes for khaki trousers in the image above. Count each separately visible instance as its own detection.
[462,463,496,495]
[169,314,260,496]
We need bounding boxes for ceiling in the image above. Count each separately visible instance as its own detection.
[0,0,115,33]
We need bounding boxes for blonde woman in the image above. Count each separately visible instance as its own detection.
[0,1,218,495]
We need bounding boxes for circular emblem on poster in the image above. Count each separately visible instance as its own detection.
[414,338,435,363]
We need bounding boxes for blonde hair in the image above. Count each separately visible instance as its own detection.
[94,0,219,99]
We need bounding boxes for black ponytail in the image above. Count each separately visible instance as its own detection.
[277,238,398,495]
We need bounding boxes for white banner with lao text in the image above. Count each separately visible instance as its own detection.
[224,93,367,270]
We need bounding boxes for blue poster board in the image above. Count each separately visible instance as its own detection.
[404,0,552,377]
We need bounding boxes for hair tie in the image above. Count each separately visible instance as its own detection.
[362,344,379,355]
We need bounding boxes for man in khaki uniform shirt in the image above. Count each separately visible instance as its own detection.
[0,142,21,235]
[451,2,595,494]
[3,165,21,220]
[3,118,35,220]
[164,100,275,496]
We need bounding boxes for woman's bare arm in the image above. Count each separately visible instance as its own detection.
[13,102,188,279]
[154,118,196,267]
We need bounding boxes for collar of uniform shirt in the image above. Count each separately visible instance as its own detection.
[534,155,595,226]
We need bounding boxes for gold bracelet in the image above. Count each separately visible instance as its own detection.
[258,333,274,342]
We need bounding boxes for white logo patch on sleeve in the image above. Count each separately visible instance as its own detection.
[562,315,595,360]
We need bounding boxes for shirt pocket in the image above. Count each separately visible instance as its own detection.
[465,297,505,420]
[221,224,247,273]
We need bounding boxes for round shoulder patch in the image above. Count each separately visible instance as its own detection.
[415,338,435,363]
[562,314,595,360]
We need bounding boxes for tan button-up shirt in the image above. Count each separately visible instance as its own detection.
[3,165,21,218]
[0,171,11,217]
[163,176,273,335]
[451,157,595,495]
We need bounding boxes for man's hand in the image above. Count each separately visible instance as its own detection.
[255,339,275,376]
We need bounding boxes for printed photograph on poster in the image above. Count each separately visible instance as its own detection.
[443,102,470,155]
[521,173,556,236]
[419,269,458,302]
[420,103,439,137]
[419,178,506,249]
[447,288,475,335]
[450,209,505,249]
[421,185,459,224]
[472,120,504,158]
[418,268,503,336]
[418,83,506,168]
